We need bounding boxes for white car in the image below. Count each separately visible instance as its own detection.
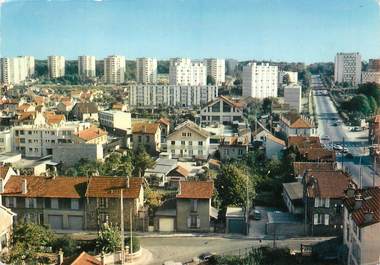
[333,144,343,151]
[321,135,330,141]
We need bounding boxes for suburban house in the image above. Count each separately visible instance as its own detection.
[157,117,170,144]
[218,135,249,161]
[167,120,210,160]
[279,112,316,137]
[343,186,380,265]
[131,122,161,154]
[176,181,216,232]
[287,136,321,149]
[303,170,353,236]
[282,182,303,215]
[1,175,88,230]
[200,96,244,125]
[144,157,178,187]
[293,162,335,181]
[85,177,146,231]
[298,147,336,162]
[70,102,99,122]
[265,133,286,160]
[72,127,108,145]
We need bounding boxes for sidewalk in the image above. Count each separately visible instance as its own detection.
[126,248,153,265]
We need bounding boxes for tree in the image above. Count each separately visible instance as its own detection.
[215,164,255,211]
[207,75,216,85]
[96,223,121,254]
[124,236,140,253]
[368,96,378,114]
[344,95,372,116]
[7,223,55,264]
[282,74,290,85]
[133,146,155,177]
[52,235,78,257]
[262,98,272,114]
[358,82,380,104]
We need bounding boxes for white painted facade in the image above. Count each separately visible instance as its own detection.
[99,110,131,132]
[0,57,28,85]
[104,55,125,84]
[284,84,302,113]
[136,57,157,84]
[361,71,380,84]
[169,58,206,86]
[127,84,218,107]
[242,63,278,99]
[78,56,96,78]
[278,70,298,85]
[334,52,362,85]
[48,56,65,78]
[204,58,225,86]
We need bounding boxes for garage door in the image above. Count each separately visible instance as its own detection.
[159,218,175,232]
[48,215,63,230]
[68,216,83,230]
[228,218,245,234]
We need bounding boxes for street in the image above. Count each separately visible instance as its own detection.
[140,236,328,265]
[312,76,379,187]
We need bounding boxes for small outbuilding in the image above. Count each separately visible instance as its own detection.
[226,207,246,234]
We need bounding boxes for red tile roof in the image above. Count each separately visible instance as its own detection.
[0,165,11,179]
[305,170,352,199]
[176,181,213,199]
[287,136,321,148]
[281,113,314,128]
[75,127,107,141]
[2,176,88,198]
[169,166,189,177]
[132,123,160,135]
[63,251,101,265]
[85,177,143,199]
[157,117,170,126]
[293,162,335,175]
[298,148,336,162]
[343,187,380,227]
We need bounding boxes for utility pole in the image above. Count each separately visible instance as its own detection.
[130,211,133,263]
[341,137,345,171]
[373,155,377,187]
[120,189,125,265]
[246,175,249,235]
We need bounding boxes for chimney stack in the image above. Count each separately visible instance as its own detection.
[364,210,374,224]
[354,193,363,210]
[21,179,27,194]
[346,183,356,198]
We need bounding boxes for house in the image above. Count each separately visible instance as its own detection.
[131,122,161,154]
[56,100,74,114]
[287,136,321,149]
[0,205,16,252]
[157,117,170,145]
[303,170,353,236]
[167,120,210,160]
[218,135,249,161]
[70,102,99,121]
[73,127,108,145]
[200,96,244,125]
[265,133,286,159]
[2,175,88,230]
[298,148,336,162]
[176,181,216,232]
[99,110,132,134]
[279,112,316,137]
[85,177,145,231]
[167,165,190,187]
[144,157,177,187]
[343,186,380,265]
[293,162,335,181]
[282,182,303,215]
[225,207,246,234]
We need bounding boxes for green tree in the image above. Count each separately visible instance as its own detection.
[52,235,78,257]
[215,164,255,211]
[345,95,372,116]
[124,236,140,253]
[282,74,290,85]
[368,96,378,114]
[262,98,272,114]
[133,147,155,177]
[96,223,121,254]
[207,75,216,85]
[358,82,380,103]
[7,223,55,264]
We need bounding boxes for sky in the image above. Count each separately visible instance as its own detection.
[1,0,380,63]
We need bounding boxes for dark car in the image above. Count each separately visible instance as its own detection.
[198,252,214,262]
[345,153,354,159]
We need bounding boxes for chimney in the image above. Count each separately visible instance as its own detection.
[364,210,374,224]
[354,193,363,210]
[21,179,27,194]
[58,249,64,265]
[346,183,356,198]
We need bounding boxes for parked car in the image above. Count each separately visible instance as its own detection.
[198,252,215,262]
[333,144,343,151]
[249,209,262,220]
[350,127,362,132]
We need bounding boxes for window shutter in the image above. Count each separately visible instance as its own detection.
[25,198,29,208]
[106,198,109,208]
[13,197,16,207]
[324,214,329,225]
[314,198,319,207]
[33,198,37,208]
[314,214,318,225]
[325,198,330,208]
[187,216,191,228]
[197,217,200,228]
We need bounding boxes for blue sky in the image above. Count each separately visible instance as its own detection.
[1,0,380,63]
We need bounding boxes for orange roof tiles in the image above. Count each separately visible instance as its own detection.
[293,162,335,175]
[132,123,160,135]
[287,136,321,148]
[266,134,286,146]
[298,147,336,162]
[176,181,213,199]
[63,251,101,265]
[75,127,107,141]
[0,165,10,179]
[85,177,143,199]
[281,112,314,129]
[2,176,88,198]
[305,170,352,199]
[44,113,65,125]
[157,117,170,126]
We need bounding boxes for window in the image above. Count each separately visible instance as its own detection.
[171,141,175,145]
[325,198,330,208]
[198,141,203,146]
[314,198,320,207]
[20,138,25,144]
[51,198,59,209]
[181,141,185,145]
[324,214,330,225]
[145,135,149,142]
[138,136,142,143]
[191,199,198,212]
[182,132,186,137]
[188,215,200,228]
[98,198,108,208]
[5,197,16,207]
[187,132,192,137]
[25,198,36,208]
[71,199,79,210]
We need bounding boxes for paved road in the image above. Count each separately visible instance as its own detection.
[140,236,328,265]
[312,75,379,187]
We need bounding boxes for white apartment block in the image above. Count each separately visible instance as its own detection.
[169,58,206,86]
[362,71,380,84]
[136,58,157,84]
[18,56,35,77]
[12,121,91,158]
[127,84,218,107]
[78,56,96,78]
[99,110,131,132]
[278,70,298,85]
[284,84,302,113]
[334,52,362,85]
[242,63,278,99]
[204,58,225,86]
[0,57,28,85]
[104,55,125,84]
[48,56,65,78]
[0,130,12,154]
